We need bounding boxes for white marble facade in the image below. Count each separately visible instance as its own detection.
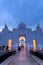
[0,22,43,48]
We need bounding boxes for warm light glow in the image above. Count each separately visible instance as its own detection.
[33,40,37,52]
[19,36,26,48]
[19,36,25,42]
[8,39,12,51]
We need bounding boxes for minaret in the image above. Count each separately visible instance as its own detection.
[5,23,8,29]
[4,23,8,30]
[36,24,42,32]
[36,24,40,29]
[3,23,8,31]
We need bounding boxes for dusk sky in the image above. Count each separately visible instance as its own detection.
[0,0,43,31]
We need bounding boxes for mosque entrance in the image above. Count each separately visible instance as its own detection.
[18,36,26,48]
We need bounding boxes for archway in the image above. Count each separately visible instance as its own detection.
[8,39,12,52]
[32,39,37,52]
[18,36,26,48]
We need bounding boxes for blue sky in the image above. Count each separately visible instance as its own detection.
[0,0,43,31]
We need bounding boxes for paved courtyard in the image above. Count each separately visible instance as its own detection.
[7,48,40,65]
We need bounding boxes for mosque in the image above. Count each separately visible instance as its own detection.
[0,22,43,49]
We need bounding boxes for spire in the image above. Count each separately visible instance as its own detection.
[5,23,8,29]
[36,24,40,29]
[36,23,42,32]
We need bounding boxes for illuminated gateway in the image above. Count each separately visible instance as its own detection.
[0,22,43,48]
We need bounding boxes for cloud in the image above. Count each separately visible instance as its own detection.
[0,10,17,29]
[0,0,43,30]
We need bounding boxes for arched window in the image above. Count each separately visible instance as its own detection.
[19,36,26,47]
[8,39,12,51]
[33,40,37,52]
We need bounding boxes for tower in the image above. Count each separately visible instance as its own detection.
[36,24,42,32]
[5,23,8,30]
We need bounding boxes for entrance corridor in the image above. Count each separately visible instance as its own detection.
[8,48,40,65]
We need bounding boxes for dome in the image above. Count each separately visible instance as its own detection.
[18,22,26,29]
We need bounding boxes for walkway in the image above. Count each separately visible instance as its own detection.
[7,48,40,65]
